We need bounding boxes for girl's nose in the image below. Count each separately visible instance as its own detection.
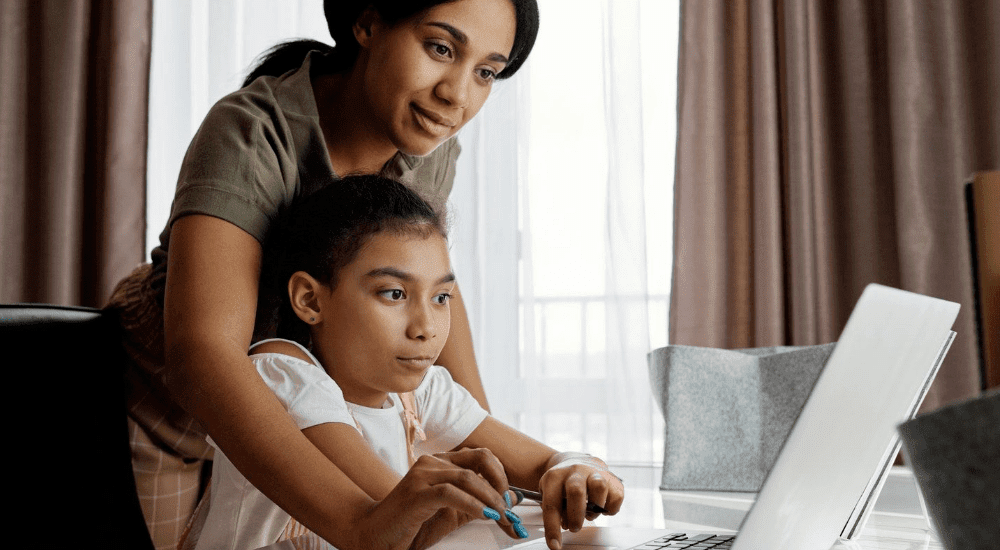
[406,303,436,341]
[434,68,470,108]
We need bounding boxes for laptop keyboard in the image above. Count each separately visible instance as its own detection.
[634,533,734,549]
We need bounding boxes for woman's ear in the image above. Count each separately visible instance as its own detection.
[288,271,326,325]
[352,7,381,49]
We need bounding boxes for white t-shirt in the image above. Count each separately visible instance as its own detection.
[194,339,489,550]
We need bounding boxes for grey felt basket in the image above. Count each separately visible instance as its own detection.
[898,389,1000,550]
[647,343,836,492]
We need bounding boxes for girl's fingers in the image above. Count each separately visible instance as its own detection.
[562,471,588,532]
[540,485,565,550]
[586,471,610,508]
[584,472,610,520]
[537,464,626,548]
[603,473,625,515]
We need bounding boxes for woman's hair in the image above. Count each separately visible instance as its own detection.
[243,0,539,87]
[259,175,446,345]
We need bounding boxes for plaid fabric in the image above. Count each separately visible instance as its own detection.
[130,417,206,550]
[109,264,214,550]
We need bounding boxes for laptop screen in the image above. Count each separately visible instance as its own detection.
[733,284,958,550]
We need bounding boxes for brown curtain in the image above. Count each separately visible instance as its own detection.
[670,0,1000,412]
[1,0,151,307]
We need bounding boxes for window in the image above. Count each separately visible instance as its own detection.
[452,0,679,466]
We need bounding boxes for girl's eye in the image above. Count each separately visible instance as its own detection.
[380,289,405,301]
[433,293,452,305]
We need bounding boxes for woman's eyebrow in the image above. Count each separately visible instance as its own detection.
[427,21,510,64]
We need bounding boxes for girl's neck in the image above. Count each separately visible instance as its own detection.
[333,372,392,409]
[312,343,392,408]
[312,70,398,176]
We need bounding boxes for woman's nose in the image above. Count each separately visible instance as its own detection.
[434,67,470,108]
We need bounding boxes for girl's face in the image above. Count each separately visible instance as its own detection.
[311,230,455,407]
[358,0,517,156]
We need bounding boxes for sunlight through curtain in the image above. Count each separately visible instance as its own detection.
[452,0,678,466]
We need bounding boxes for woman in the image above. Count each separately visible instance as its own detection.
[108,1,539,548]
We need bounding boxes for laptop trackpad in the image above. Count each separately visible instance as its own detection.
[561,527,681,548]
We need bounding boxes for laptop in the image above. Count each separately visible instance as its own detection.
[501,284,959,550]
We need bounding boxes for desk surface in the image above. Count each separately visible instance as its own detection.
[264,465,941,550]
[430,465,941,550]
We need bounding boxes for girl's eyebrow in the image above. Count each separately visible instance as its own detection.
[365,267,456,285]
[426,21,510,64]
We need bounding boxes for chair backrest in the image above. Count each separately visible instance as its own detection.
[0,304,153,549]
[966,171,1000,390]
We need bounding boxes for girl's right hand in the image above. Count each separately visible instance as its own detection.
[360,448,524,550]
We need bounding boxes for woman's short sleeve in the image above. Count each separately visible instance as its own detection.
[169,85,305,243]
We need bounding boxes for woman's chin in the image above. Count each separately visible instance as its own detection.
[393,133,452,158]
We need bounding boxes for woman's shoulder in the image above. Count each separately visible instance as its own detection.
[210,51,319,123]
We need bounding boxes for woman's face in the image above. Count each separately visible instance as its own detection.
[358,0,517,156]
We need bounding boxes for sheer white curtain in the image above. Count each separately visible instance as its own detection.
[146,0,328,256]
[148,0,679,468]
[452,0,678,466]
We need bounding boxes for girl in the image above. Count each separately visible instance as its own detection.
[106,1,540,547]
[192,175,625,550]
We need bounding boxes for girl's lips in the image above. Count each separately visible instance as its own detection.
[397,356,434,369]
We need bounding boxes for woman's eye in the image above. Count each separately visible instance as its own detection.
[476,68,497,82]
[433,293,452,305]
[428,42,452,58]
[380,289,405,301]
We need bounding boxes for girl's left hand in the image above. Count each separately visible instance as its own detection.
[537,452,624,549]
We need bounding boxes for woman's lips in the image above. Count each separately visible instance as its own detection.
[411,103,457,137]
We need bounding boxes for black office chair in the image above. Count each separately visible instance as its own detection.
[965,171,999,391]
[0,304,153,549]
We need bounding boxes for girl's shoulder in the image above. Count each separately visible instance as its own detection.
[413,365,465,401]
[249,338,317,366]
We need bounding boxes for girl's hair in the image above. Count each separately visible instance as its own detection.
[242,0,539,87]
[259,175,446,345]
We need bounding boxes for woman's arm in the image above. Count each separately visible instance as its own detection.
[164,215,376,542]
[434,284,491,411]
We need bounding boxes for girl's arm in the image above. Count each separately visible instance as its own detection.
[461,417,625,550]
[435,284,491,411]
[250,339,405,500]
